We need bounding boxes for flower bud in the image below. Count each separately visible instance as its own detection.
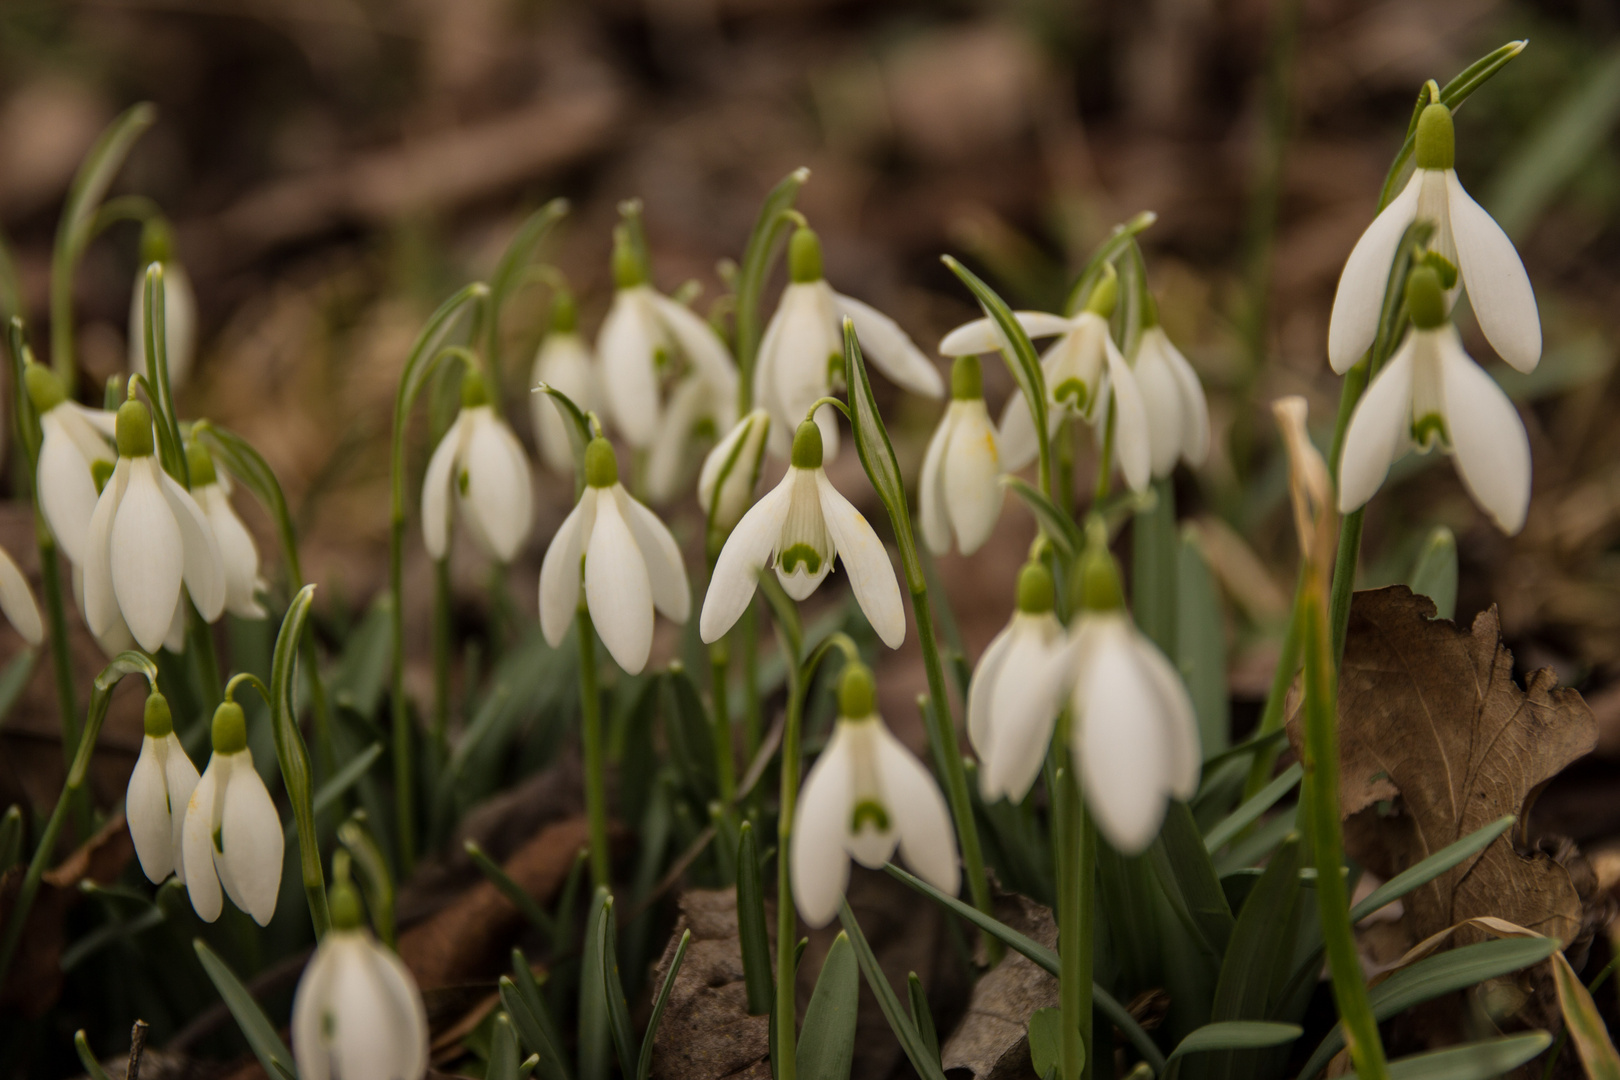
[116,399,156,458]
[789,226,824,284]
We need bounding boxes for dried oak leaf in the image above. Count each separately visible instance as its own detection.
[1320,586,1596,949]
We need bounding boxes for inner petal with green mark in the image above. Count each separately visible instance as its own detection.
[1053,377,1090,414]
[1411,412,1447,450]
[773,469,834,599]
[849,799,890,833]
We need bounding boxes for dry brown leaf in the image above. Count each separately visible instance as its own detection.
[1309,586,1596,950]
[649,889,771,1080]
[940,894,1058,1080]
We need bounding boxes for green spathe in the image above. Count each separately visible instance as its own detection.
[144,692,174,738]
[838,663,876,720]
[212,701,248,755]
[789,226,824,284]
[584,437,619,488]
[791,420,824,469]
[116,399,156,458]
[1414,103,1455,171]
[951,354,983,402]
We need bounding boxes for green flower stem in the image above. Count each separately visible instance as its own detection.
[709,638,737,809]
[1055,760,1094,1080]
[577,607,610,890]
[774,650,807,1080]
[187,601,222,713]
[1241,585,1305,803]
[740,605,762,787]
[35,530,85,833]
[432,557,452,751]
[270,584,331,936]
[0,652,157,984]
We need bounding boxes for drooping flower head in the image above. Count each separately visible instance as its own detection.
[1329,97,1539,375]
[128,224,199,389]
[126,691,200,884]
[539,436,690,674]
[968,560,1065,803]
[187,443,267,619]
[531,288,599,477]
[698,408,771,555]
[83,399,225,653]
[754,225,942,460]
[0,541,43,647]
[26,362,116,566]
[700,420,904,648]
[1337,265,1531,534]
[791,662,960,927]
[182,700,284,925]
[422,370,534,563]
[644,369,738,506]
[919,354,1003,557]
[291,875,429,1080]
[1132,300,1210,479]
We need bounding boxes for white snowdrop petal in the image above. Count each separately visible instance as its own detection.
[182,763,224,922]
[584,493,655,674]
[995,391,1040,473]
[1104,343,1153,494]
[67,403,119,439]
[939,312,1075,356]
[766,285,842,459]
[700,480,790,643]
[218,756,284,926]
[327,937,403,1080]
[616,487,691,623]
[83,462,128,639]
[538,495,591,648]
[420,413,463,560]
[163,599,188,655]
[918,407,954,556]
[1437,328,1532,534]
[162,734,200,880]
[202,487,266,619]
[644,376,707,505]
[37,415,102,566]
[126,737,174,881]
[598,290,663,445]
[983,630,1069,804]
[376,945,431,1080]
[815,472,905,649]
[1328,171,1423,372]
[463,411,533,562]
[1126,629,1203,800]
[291,940,340,1080]
[1336,338,1417,514]
[1076,625,1173,854]
[942,402,1002,555]
[158,469,226,623]
[112,462,185,652]
[833,291,943,399]
[1445,171,1541,373]
[648,291,739,402]
[791,726,855,929]
[699,409,767,516]
[531,334,596,474]
[1133,336,1185,478]
[1161,331,1211,467]
[966,624,1015,762]
[0,543,41,647]
[872,723,960,898]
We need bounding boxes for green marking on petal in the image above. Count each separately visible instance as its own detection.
[654,346,671,373]
[91,460,114,493]
[213,825,224,854]
[1053,378,1089,412]
[1412,413,1446,449]
[322,1011,335,1039]
[850,799,890,834]
[457,468,470,496]
[826,352,844,387]
[779,543,823,575]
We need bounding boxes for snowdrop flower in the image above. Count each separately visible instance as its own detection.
[182,701,283,925]
[25,363,116,566]
[919,355,1003,556]
[530,290,598,476]
[644,369,737,505]
[71,559,184,659]
[1329,99,1539,374]
[1337,265,1531,534]
[187,444,267,619]
[422,371,533,563]
[968,562,1065,803]
[701,420,904,648]
[698,408,771,548]
[83,400,225,653]
[753,226,942,460]
[1133,315,1210,478]
[597,227,737,448]
[292,877,428,1080]
[940,268,1150,492]
[126,691,199,884]
[128,227,198,389]
[791,663,959,927]
[0,541,43,646]
[539,437,690,675]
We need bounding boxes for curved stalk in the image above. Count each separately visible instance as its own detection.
[577,608,610,889]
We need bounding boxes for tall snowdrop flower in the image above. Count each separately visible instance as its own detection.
[187,444,266,619]
[1337,266,1530,534]
[1132,310,1210,478]
[940,267,1150,492]
[1329,99,1539,374]
[920,355,1003,556]
[754,226,942,460]
[26,363,116,566]
[531,290,597,476]
[698,408,771,548]
[701,420,904,648]
[644,370,738,505]
[126,691,199,884]
[83,400,225,653]
[0,541,43,646]
[791,663,959,927]
[597,227,737,447]
[128,225,198,388]
[182,701,283,925]
[969,561,1065,803]
[292,877,428,1080]
[422,370,533,563]
[539,437,690,675]
[1044,532,1199,853]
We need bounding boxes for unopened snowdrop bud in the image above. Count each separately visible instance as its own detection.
[126,691,200,884]
[920,355,1003,556]
[754,224,941,460]
[188,443,267,619]
[181,701,283,924]
[27,363,117,566]
[1337,265,1531,534]
[539,437,690,674]
[1132,302,1210,478]
[790,662,960,927]
[969,561,1065,802]
[701,420,905,648]
[291,877,429,1080]
[531,290,599,476]
[129,225,198,388]
[422,370,534,563]
[1329,97,1539,374]
[699,408,771,545]
[0,542,43,646]
[83,399,225,653]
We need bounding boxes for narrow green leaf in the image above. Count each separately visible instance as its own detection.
[469,840,556,939]
[1206,836,1304,1080]
[797,932,859,1080]
[1027,1008,1065,1080]
[489,1012,522,1080]
[1204,764,1303,854]
[841,320,921,589]
[1350,815,1514,923]
[486,198,569,405]
[1177,526,1229,756]
[1166,1021,1302,1063]
[1215,811,1296,877]
[735,167,810,377]
[1061,211,1159,317]
[0,806,22,873]
[337,813,395,947]
[1552,951,1620,1080]
[578,887,613,1080]
[1150,801,1235,959]
[662,665,718,805]
[638,929,691,1080]
[1133,479,1177,654]
[737,822,774,1016]
[0,650,35,726]
[1002,476,1082,563]
[194,939,298,1080]
[272,583,329,935]
[1299,937,1560,1080]
[1353,1033,1552,1080]
[1407,526,1458,622]
[327,595,393,719]
[837,903,949,1080]
[314,743,383,816]
[501,967,571,1080]
[533,381,594,495]
[597,895,639,1079]
[907,971,941,1066]
[882,863,1167,1076]
[73,1031,114,1080]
